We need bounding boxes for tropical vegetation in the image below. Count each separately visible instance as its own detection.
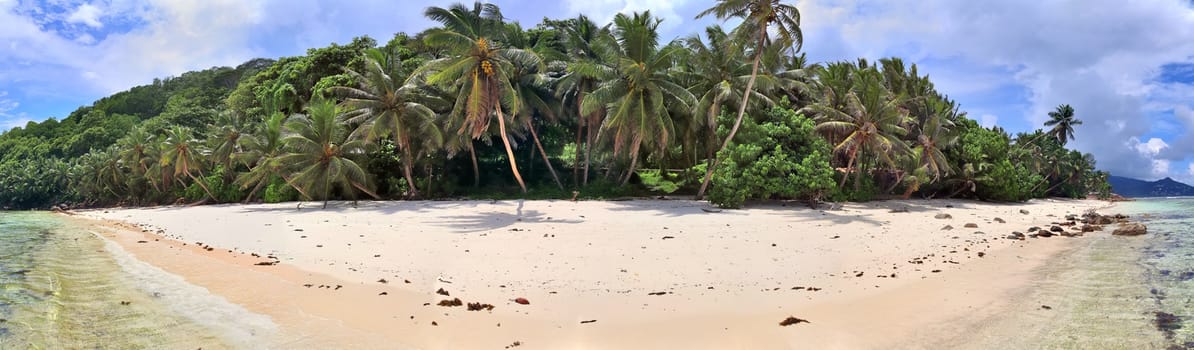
[0,1,1109,210]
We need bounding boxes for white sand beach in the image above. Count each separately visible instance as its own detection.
[71,198,1110,349]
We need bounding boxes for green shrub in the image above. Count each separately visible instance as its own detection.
[262,177,299,203]
[976,160,1044,202]
[708,107,836,208]
[183,166,244,203]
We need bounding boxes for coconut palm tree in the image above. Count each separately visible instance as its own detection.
[695,0,804,199]
[420,2,530,192]
[275,98,379,208]
[1044,104,1081,145]
[331,50,442,197]
[234,112,297,202]
[581,11,695,185]
[683,25,782,175]
[207,110,252,183]
[502,22,566,190]
[116,127,161,193]
[943,162,992,198]
[551,15,616,186]
[804,67,912,190]
[911,97,962,182]
[160,126,217,201]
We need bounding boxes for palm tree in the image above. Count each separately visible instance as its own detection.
[502,22,566,190]
[551,15,616,186]
[234,112,295,202]
[581,11,696,185]
[804,67,912,190]
[207,110,252,183]
[331,50,442,197]
[943,162,992,198]
[911,97,961,182]
[420,2,530,192]
[275,98,379,208]
[695,0,804,199]
[683,25,782,177]
[1044,104,1081,145]
[116,127,162,193]
[160,126,217,201]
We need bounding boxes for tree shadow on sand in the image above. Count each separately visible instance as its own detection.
[424,199,584,233]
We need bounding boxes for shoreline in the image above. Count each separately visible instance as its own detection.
[70,198,1117,348]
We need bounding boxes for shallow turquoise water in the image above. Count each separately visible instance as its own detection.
[1125,198,1194,348]
[0,212,241,349]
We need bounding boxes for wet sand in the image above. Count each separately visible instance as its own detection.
[72,198,1113,349]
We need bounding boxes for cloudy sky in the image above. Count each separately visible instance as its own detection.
[2,0,1194,182]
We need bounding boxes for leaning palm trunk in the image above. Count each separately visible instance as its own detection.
[468,141,480,187]
[696,28,766,199]
[839,147,859,189]
[527,119,564,190]
[620,139,643,186]
[495,107,528,193]
[187,172,217,201]
[402,146,419,198]
[243,180,267,204]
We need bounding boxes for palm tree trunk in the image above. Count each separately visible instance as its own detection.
[243,179,267,203]
[583,115,599,186]
[696,29,767,200]
[528,118,564,190]
[854,155,867,192]
[620,140,641,186]
[469,141,480,187]
[573,92,585,187]
[402,146,419,198]
[495,107,528,193]
[839,147,858,189]
[187,172,217,201]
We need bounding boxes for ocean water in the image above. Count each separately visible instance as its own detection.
[0,212,271,349]
[1128,197,1194,348]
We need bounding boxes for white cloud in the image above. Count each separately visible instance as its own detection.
[979,114,998,128]
[564,0,691,32]
[1132,137,1170,156]
[66,3,103,28]
[1188,163,1194,176]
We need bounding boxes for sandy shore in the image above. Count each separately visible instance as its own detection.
[70,198,1109,349]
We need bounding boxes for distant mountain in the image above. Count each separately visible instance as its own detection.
[1108,176,1194,197]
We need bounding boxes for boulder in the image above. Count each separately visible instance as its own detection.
[964,223,979,228]
[1019,209,1030,215]
[935,213,953,219]
[1028,226,1041,232]
[1112,222,1148,236]
[1050,226,1064,233]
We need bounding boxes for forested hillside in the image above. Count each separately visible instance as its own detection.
[0,2,1109,210]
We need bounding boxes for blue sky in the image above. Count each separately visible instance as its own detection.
[2,0,1194,183]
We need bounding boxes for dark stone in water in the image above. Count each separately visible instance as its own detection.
[1179,272,1194,281]
[1160,270,1171,276]
[1154,311,1182,339]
